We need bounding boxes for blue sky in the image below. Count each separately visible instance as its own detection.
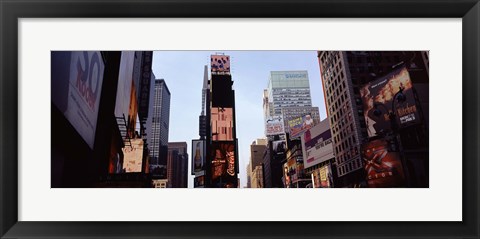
[152,51,327,188]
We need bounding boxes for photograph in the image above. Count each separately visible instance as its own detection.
[51,51,429,188]
[2,0,477,237]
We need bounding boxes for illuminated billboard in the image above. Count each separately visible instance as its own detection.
[265,116,285,136]
[211,107,234,141]
[51,51,105,149]
[122,138,144,173]
[287,113,315,139]
[210,142,236,181]
[360,67,420,138]
[211,55,230,73]
[362,139,405,187]
[301,120,334,169]
[192,140,205,173]
[210,75,234,107]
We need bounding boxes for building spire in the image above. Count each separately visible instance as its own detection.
[201,65,208,116]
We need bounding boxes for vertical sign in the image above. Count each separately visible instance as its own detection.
[138,51,153,120]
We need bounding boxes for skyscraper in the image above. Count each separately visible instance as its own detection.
[167,142,188,188]
[318,51,429,187]
[199,65,209,139]
[265,70,313,118]
[192,65,209,187]
[148,79,171,179]
[263,70,319,188]
[206,54,239,188]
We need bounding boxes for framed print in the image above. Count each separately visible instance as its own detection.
[1,0,479,238]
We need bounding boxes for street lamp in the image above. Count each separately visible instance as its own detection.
[372,86,410,187]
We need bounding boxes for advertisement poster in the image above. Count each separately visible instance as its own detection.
[272,140,286,155]
[301,120,334,169]
[194,176,205,188]
[53,51,105,149]
[210,142,236,181]
[319,165,332,188]
[362,139,405,187]
[211,55,230,73]
[284,158,298,187]
[211,107,234,141]
[265,116,285,136]
[122,138,144,173]
[287,113,315,139]
[360,67,420,138]
[192,140,205,173]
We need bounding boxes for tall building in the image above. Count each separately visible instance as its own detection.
[192,66,209,187]
[199,65,209,139]
[263,70,318,188]
[265,70,313,118]
[251,165,264,188]
[250,138,268,170]
[247,138,267,188]
[167,142,188,188]
[205,54,239,188]
[318,51,429,187]
[148,79,171,179]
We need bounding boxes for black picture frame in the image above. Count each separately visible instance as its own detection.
[1,0,478,238]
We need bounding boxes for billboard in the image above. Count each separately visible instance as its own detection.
[115,52,135,121]
[319,165,332,188]
[360,67,420,138]
[301,120,334,169]
[194,176,205,187]
[210,142,236,181]
[122,138,144,173]
[265,116,285,136]
[211,107,234,141]
[51,51,105,149]
[192,140,205,173]
[362,139,405,187]
[211,55,230,73]
[287,113,315,139]
[211,75,234,107]
[272,140,286,155]
[311,166,332,188]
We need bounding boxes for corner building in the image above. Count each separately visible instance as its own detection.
[318,51,429,187]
